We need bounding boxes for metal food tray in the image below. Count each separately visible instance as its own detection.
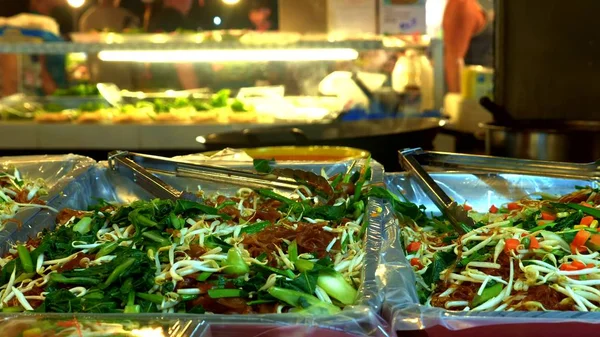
[0,154,94,239]
[2,159,390,337]
[381,171,600,333]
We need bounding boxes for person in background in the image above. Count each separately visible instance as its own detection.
[148,0,196,32]
[1,0,71,97]
[79,0,140,32]
[248,0,272,31]
[79,0,141,89]
[442,0,494,93]
[147,0,198,90]
[29,0,72,37]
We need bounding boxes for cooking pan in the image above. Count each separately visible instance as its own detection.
[479,97,600,162]
[198,118,443,170]
[480,119,600,162]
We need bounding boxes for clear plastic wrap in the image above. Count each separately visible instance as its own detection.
[2,160,390,337]
[381,172,600,332]
[0,313,208,337]
[0,154,94,241]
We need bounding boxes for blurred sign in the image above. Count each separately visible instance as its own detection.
[379,0,426,34]
[327,0,377,34]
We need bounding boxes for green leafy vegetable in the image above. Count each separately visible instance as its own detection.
[253,158,275,174]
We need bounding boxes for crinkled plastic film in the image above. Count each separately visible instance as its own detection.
[0,313,208,337]
[381,172,600,332]
[0,154,94,248]
[3,159,390,337]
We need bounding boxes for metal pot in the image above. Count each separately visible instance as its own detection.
[480,120,600,162]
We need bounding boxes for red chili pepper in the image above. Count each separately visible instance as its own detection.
[56,320,79,328]
[489,205,498,213]
[463,203,473,211]
[504,238,520,253]
[571,260,586,270]
[529,236,540,249]
[580,216,595,226]
[570,244,588,254]
[406,241,421,253]
[559,263,579,271]
[410,258,423,269]
[541,212,557,221]
[572,229,591,248]
[507,202,521,211]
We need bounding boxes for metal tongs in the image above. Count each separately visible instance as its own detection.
[108,151,304,201]
[399,148,475,234]
[409,150,600,180]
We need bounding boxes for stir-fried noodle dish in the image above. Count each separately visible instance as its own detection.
[0,168,52,224]
[395,186,600,312]
[0,164,374,315]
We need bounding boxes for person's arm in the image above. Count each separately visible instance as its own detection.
[0,54,19,97]
[39,56,58,95]
[443,0,487,93]
[176,63,199,90]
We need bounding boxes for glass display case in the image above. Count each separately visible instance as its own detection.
[0,26,441,156]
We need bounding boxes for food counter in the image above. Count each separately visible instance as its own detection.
[0,27,441,158]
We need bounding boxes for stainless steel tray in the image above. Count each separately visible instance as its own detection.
[0,154,94,238]
[2,159,390,337]
[381,172,600,332]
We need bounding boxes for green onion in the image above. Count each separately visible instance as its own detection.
[96,242,118,259]
[2,307,23,313]
[267,287,341,314]
[124,292,140,313]
[135,214,158,228]
[216,201,237,210]
[169,213,183,230]
[522,237,531,249]
[207,289,247,298]
[568,204,600,218]
[317,269,357,305]
[288,240,298,263]
[136,293,164,304]
[17,245,33,273]
[255,264,295,279]
[240,221,270,235]
[247,299,276,305]
[142,231,171,247]
[223,247,249,275]
[180,294,199,302]
[196,272,212,282]
[330,174,343,189]
[50,273,100,286]
[472,282,503,307]
[104,258,135,287]
[295,259,315,273]
[73,217,93,234]
[14,273,35,284]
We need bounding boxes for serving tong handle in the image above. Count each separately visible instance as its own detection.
[108,151,200,202]
[109,150,301,193]
[399,148,474,234]
[417,151,600,180]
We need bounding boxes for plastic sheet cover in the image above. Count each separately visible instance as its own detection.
[381,172,600,332]
[0,314,208,337]
[0,154,94,244]
[2,158,390,337]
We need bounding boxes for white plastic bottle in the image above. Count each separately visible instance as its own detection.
[392,49,434,115]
